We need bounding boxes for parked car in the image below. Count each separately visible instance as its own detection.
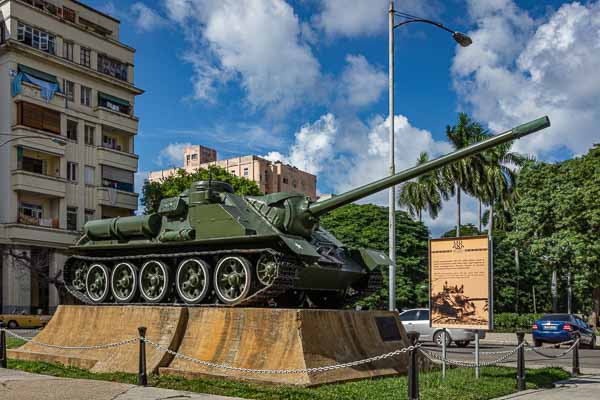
[399,308,485,347]
[532,313,596,349]
[0,313,50,329]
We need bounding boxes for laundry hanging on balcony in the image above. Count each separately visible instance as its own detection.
[11,64,60,102]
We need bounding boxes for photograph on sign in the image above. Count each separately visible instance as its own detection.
[429,236,491,330]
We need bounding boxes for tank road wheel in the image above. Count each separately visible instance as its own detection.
[176,259,211,304]
[86,264,110,303]
[139,260,171,303]
[214,256,253,304]
[256,254,278,286]
[111,262,138,303]
[72,261,88,291]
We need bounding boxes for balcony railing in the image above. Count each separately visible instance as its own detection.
[17,213,59,229]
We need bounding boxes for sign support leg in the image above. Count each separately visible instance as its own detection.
[475,331,480,379]
[442,328,447,380]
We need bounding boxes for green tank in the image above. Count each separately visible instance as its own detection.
[63,116,550,308]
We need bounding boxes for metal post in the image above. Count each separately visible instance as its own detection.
[407,332,420,400]
[441,329,447,380]
[388,0,396,312]
[0,322,7,368]
[516,332,525,390]
[551,269,558,313]
[567,271,572,315]
[138,326,147,386]
[475,331,480,379]
[572,336,580,376]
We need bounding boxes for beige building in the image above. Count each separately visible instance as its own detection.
[0,0,142,314]
[148,146,317,200]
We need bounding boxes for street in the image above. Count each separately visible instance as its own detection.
[421,343,600,372]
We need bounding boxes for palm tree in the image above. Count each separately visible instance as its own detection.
[443,113,491,236]
[398,152,449,221]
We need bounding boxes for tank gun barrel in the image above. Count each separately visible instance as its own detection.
[307,116,550,217]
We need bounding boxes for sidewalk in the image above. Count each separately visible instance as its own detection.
[0,368,246,400]
[494,375,600,399]
[481,332,533,346]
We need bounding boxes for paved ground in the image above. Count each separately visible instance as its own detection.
[421,342,600,373]
[494,375,600,399]
[0,369,245,400]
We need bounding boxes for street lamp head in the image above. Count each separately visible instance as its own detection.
[452,31,472,47]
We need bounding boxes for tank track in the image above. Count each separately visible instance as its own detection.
[64,248,300,307]
[343,270,384,307]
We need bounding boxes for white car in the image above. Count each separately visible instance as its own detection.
[399,308,485,347]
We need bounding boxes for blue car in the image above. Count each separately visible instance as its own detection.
[532,314,596,349]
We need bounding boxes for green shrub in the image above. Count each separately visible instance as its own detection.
[493,313,542,332]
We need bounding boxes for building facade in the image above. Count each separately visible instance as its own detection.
[148,146,317,200]
[0,0,142,314]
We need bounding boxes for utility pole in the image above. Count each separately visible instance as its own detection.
[388,0,396,312]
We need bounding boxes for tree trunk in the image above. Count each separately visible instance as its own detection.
[590,287,600,328]
[456,183,461,237]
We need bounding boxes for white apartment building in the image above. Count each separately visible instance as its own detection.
[0,0,142,314]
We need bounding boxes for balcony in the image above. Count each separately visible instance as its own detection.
[12,170,66,197]
[17,213,59,229]
[1,222,79,248]
[97,146,138,171]
[97,187,138,210]
[14,81,65,109]
[94,106,138,133]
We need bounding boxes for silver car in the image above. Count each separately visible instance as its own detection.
[399,308,485,347]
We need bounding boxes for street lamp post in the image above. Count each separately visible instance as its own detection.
[387,1,472,311]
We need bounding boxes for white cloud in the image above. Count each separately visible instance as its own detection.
[340,54,386,107]
[164,0,321,115]
[264,113,337,175]
[313,0,441,37]
[131,2,167,31]
[155,142,191,167]
[453,0,600,157]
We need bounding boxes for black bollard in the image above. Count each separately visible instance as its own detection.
[138,326,148,386]
[0,321,7,368]
[516,331,525,391]
[407,332,420,400]
[572,336,580,376]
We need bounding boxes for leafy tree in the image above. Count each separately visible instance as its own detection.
[507,146,600,323]
[141,165,262,214]
[320,204,429,310]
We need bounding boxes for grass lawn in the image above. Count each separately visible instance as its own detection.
[5,350,569,400]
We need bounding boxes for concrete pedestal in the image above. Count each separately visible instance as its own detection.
[9,305,411,386]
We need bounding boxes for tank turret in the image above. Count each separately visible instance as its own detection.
[63,116,550,308]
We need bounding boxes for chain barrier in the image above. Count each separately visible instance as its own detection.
[0,328,137,350]
[525,339,580,359]
[419,342,525,368]
[143,337,420,374]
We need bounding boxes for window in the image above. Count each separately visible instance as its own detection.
[80,47,91,68]
[186,155,191,165]
[1,22,5,44]
[16,102,61,134]
[102,135,118,150]
[67,161,77,182]
[63,41,74,61]
[416,310,430,321]
[63,7,76,23]
[84,209,95,224]
[97,54,128,81]
[84,165,95,185]
[16,22,55,54]
[19,203,43,221]
[243,167,249,177]
[67,206,78,231]
[399,310,418,322]
[80,86,91,106]
[283,177,289,184]
[102,165,134,192]
[66,120,78,141]
[63,79,75,101]
[20,155,48,175]
[191,154,198,160]
[84,125,95,145]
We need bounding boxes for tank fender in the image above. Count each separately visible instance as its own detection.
[357,248,393,271]
[279,235,320,258]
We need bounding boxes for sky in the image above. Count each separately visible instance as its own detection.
[83,0,600,235]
